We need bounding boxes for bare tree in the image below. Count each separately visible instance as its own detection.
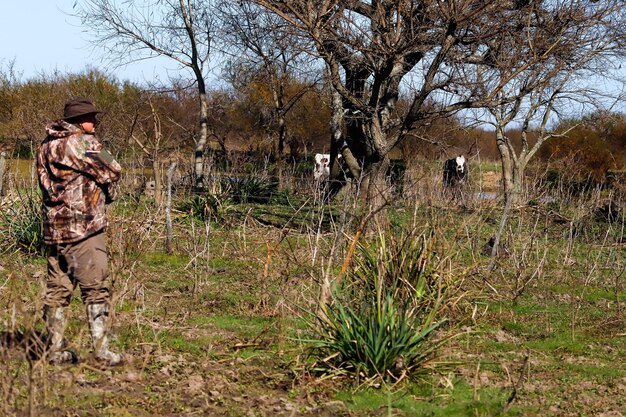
[218,1,320,187]
[0,60,21,149]
[446,1,626,260]
[247,1,550,208]
[128,95,169,206]
[461,0,626,208]
[75,0,216,190]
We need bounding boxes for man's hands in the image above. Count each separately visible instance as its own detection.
[102,183,119,204]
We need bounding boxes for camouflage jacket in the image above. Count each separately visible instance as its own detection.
[37,120,121,245]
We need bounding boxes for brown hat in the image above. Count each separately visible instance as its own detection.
[62,98,101,121]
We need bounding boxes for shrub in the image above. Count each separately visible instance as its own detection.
[0,188,45,256]
[306,227,458,385]
[222,175,278,204]
[539,124,616,184]
[177,193,226,222]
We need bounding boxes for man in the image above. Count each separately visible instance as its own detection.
[37,98,123,366]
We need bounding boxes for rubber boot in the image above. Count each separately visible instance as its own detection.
[43,305,79,365]
[86,303,124,366]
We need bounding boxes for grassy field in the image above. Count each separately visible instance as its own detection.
[0,162,625,416]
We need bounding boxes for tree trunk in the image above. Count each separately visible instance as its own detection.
[194,85,209,191]
[501,160,524,208]
[276,114,286,189]
[365,157,390,210]
[327,86,359,200]
[497,135,522,207]
[511,164,524,206]
[152,157,163,206]
[165,162,177,254]
[361,116,390,208]
[0,151,5,197]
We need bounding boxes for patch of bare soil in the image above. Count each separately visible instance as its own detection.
[2,325,354,416]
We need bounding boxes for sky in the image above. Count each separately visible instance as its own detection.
[1,1,624,116]
[0,0,179,84]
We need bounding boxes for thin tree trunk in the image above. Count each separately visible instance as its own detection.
[153,158,162,206]
[0,151,5,197]
[493,132,517,261]
[498,139,520,207]
[277,115,286,189]
[165,162,177,254]
[194,87,209,191]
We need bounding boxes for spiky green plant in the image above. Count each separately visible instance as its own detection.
[307,226,456,384]
[222,176,278,204]
[178,193,227,222]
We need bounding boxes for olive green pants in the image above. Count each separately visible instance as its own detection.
[44,232,111,307]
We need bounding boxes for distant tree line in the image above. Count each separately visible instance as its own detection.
[0,66,332,162]
[1,64,625,184]
[0,1,597,205]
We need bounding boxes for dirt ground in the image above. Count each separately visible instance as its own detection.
[2,167,626,416]
[2,242,625,417]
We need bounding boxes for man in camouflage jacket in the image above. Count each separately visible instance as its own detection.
[37,98,123,366]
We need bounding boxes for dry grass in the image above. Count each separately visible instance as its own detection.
[0,161,625,416]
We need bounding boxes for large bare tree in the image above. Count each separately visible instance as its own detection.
[463,0,626,207]
[445,1,626,258]
[247,1,538,207]
[218,1,320,186]
[75,0,216,189]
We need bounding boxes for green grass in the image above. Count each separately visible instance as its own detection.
[559,362,624,379]
[188,314,277,339]
[581,287,626,302]
[336,380,520,416]
[2,175,626,416]
[524,334,590,355]
[144,252,188,268]
[158,332,207,355]
[230,202,344,231]
[476,162,502,173]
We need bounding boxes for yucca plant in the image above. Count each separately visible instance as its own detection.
[307,226,456,384]
[178,193,227,222]
[222,176,277,204]
[0,188,45,256]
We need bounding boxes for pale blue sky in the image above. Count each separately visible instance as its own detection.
[1,1,624,115]
[0,0,176,83]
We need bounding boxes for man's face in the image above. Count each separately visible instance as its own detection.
[79,113,99,134]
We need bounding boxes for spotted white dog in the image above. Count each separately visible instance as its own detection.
[313,153,331,181]
[443,155,468,186]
